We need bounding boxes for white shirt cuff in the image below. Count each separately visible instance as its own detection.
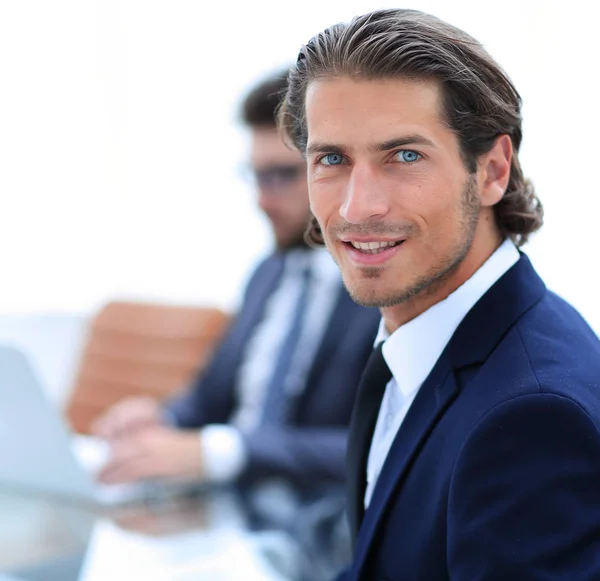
[199,425,248,483]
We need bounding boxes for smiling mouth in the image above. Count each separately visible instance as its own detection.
[346,240,405,254]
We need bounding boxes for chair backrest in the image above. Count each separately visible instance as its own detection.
[64,301,231,434]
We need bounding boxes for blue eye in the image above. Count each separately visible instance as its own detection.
[395,150,421,163]
[320,153,344,166]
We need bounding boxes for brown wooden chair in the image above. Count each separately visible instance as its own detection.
[64,300,231,434]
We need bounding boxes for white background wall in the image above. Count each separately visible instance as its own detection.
[1,1,599,328]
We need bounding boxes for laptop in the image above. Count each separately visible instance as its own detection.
[0,344,202,508]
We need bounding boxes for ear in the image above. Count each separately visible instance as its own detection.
[477,134,512,208]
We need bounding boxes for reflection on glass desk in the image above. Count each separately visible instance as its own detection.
[0,486,298,581]
[0,487,94,579]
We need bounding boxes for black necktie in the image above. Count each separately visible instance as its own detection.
[346,341,392,541]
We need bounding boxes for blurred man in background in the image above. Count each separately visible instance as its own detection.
[93,71,380,575]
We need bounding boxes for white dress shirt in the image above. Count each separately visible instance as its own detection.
[200,248,342,482]
[364,239,520,507]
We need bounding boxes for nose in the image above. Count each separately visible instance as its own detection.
[257,188,277,213]
[340,163,390,224]
[257,191,269,211]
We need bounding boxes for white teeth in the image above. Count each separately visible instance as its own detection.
[350,240,401,253]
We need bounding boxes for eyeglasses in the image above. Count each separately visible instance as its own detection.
[242,164,306,193]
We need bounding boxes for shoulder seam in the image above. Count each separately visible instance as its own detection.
[514,322,543,393]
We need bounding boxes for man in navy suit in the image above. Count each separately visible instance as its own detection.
[92,71,380,507]
[279,9,600,580]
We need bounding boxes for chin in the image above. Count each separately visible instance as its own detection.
[342,278,385,308]
[344,272,418,308]
[348,293,384,309]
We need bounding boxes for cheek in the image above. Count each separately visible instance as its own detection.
[309,181,341,224]
[292,185,311,212]
[395,179,438,231]
[403,178,465,242]
[285,200,309,227]
[308,186,325,220]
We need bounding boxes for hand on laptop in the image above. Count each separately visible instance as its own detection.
[92,397,164,441]
[96,425,203,484]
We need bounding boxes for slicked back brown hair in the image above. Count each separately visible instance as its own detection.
[279,9,543,247]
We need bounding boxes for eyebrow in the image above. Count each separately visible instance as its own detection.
[306,143,345,156]
[375,135,435,151]
[306,134,435,156]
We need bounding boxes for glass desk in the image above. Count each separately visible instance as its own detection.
[0,487,94,579]
[0,486,298,581]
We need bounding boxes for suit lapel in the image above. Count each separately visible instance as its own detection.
[353,354,459,574]
[290,286,357,424]
[224,254,285,374]
[306,285,354,378]
[301,285,372,407]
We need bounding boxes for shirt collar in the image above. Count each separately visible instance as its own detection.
[376,238,520,397]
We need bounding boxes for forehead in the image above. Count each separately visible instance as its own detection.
[250,127,304,167]
[305,77,448,148]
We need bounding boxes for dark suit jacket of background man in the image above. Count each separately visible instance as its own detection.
[166,251,381,492]
[347,254,600,581]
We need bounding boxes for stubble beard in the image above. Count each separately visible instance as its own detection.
[343,176,481,309]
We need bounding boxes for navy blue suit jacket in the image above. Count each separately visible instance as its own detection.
[165,251,381,491]
[346,254,600,580]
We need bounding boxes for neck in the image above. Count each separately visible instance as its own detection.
[381,225,504,334]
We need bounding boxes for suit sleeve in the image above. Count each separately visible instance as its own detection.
[161,329,239,428]
[447,393,600,581]
[240,426,349,487]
